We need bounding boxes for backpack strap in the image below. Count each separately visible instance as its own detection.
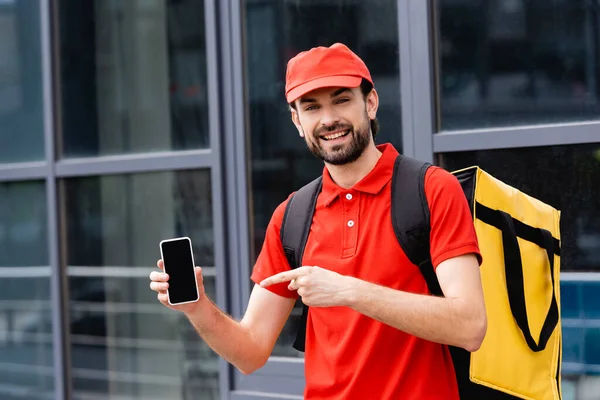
[391,155,443,296]
[280,176,323,352]
[280,155,440,353]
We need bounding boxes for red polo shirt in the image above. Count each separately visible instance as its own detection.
[251,143,481,399]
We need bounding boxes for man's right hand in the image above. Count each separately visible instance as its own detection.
[150,260,297,375]
[149,259,205,314]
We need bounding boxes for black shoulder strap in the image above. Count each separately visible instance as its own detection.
[391,155,443,296]
[280,176,322,352]
[280,176,323,270]
[281,156,441,353]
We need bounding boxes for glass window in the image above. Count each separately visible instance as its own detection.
[58,0,209,158]
[437,0,600,130]
[0,0,44,163]
[437,143,600,395]
[0,181,53,399]
[62,170,216,400]
[245,0,401,357]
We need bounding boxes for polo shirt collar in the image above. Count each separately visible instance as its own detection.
[321,143,399,206]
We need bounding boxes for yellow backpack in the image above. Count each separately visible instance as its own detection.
[450,165,562,400]
[281,156,562,399]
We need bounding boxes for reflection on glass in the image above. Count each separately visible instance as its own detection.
[0,181,53,399]
[63,170,216,400]
[58,0,209,157]
[437,143,600,395]
[245,0,402,357]
[438,0,600,130]
[0,0,44,162]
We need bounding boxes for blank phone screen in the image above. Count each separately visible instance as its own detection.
[161,238,198,304]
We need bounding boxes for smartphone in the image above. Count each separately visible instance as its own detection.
[159,237,199,305]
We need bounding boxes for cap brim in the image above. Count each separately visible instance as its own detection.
[286,75,363,103]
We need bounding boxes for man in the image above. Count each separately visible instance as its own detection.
[150,43,487,399]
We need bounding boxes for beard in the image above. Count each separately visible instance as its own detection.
[306,113,371,166]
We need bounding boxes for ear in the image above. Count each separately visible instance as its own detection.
[290,107,305,138]
[365,88,379,121]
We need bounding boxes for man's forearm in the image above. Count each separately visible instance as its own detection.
[185,295,267,374]
[347,278,485,351]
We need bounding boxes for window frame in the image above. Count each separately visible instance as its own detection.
[231,0,600,398]
[0,0,231,398]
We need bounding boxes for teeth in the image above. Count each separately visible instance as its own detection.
[324,131,348,140]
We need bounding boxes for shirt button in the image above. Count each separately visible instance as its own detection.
[347,220,355,227]
[346,193,353,200]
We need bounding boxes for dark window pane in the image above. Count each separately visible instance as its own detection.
[58,0,209,158]
[0,1,44,163]
[438,1,600,130]
[562,327,583,368]
[560,280,600,376]
[63,170,217,400]
[584,328,600,366]
[246,0,401,357]
[582,281,600,319]
[0,181,54,399]
[560,281,580,319]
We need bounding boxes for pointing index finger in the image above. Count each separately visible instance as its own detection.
[260,269,305,288]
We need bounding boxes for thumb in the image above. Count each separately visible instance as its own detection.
[195,267,204,284]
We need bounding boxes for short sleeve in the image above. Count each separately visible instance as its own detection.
[250,196,299,299]
[425,167,483,269]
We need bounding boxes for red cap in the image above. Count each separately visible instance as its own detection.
[285,43,373,103]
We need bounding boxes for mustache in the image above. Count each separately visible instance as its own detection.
[314,123,353,138]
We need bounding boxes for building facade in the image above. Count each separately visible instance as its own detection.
[0,0,599,399]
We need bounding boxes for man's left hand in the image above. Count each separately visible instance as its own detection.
[260,266,357,307]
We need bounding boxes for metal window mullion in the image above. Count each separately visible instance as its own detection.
[217,0,255,393]
[398,0,415,157]
[214,0,258,393]
[41,0,71,399]
[204,0,234,398]
[434,121,600,153]
[54,149,215,178]
[399,0,436,163]
[0,162,49,182]
[222,0,252,332]
[230,392,303,400]
[233,358,305,396]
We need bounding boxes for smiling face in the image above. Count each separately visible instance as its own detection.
[291,85,379,166]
